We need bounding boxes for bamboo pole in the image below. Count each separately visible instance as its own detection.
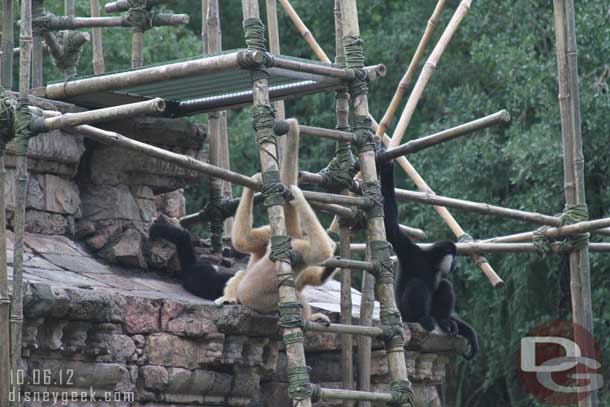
[380,110,510,161]
[241,1,311,406]
[37,98,166,131]
[393,187,610,237]
[43,50,263,98]
[266,0,286,163]
[348,242,610,255]
[334,3,353,403]
[270,57,386,80]
[131,29,144,69]
[1,0,15,89]
[90,0,105,74]
[0,156,10,407]
[31,30,43,88]
[339,2,411,405]
[205,0,224,253]
[389,0,473,148]
[105,0,177,13]
[375,0,445,138]
[11,0,33,404]
[65,0,75,17]
[484,218,610,244]
[30,14,189,30]
[277,0,331,63]
[553,6,595,404]
[317,388,392,403]
[280,2,501,288]
[306,321,384,337]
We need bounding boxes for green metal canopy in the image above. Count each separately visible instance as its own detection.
[37,51,376,117]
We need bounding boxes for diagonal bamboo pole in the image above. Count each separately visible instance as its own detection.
[553,3,597,406]
[11,0,33,404]
[278,0,331,63]
[280,0,502,287]
[389,0,473,148]
[348,242,610,255]
[90,0,105,74]
[1,0,15,89]
[375,0,445,138]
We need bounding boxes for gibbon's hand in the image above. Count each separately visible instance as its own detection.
[288,185,307,207]
[438,318,459,336]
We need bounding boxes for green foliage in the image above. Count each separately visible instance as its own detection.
[2,0,609,404]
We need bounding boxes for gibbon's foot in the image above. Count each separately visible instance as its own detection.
[418,316,437,332]
[214,296,237,306]
[308,312,331,325]
[438,318,458,336]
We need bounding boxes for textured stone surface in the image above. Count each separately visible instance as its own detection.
[102,228,147,268]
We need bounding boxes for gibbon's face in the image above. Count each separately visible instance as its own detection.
[439,254,457,277]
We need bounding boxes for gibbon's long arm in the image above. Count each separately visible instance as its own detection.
[281,119,303,237]
[231,177,272,256]
[149,223,196,269]
[379,161,419,254]
[289,186,336,266]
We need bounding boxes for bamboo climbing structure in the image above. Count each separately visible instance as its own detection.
[0,0,604,406]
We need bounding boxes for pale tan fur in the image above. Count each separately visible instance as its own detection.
[217,120,336,322]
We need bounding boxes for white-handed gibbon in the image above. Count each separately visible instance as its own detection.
[379,159,479,359]
[149,222,233,300]
[216,119,337,322]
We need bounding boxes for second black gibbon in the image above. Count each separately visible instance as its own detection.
[379,159,479,359]
[149,222,233,300]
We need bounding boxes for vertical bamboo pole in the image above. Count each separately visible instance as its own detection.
[552,2,596,406]
[31,35,43,88]
[334,2,353,404]
[206,0,224,253]
[0,156,10,407]
[375,0,445,138]
[65,0,75,16]
[131,28,144,68]
[242,1,311,406]
[389,0,472,148]
[266,0,286,120]
[1,0,15,89]
[11,0,33,404]
[90,0,106,74]
[339,1,411,404]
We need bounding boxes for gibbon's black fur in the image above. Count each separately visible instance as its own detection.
[149,223,233,301]
[379,159,479,359]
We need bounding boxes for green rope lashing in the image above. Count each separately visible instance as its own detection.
[278,301,304,329]
[318,142,357,192]
[338,207,368,231]
[252,104,277,147]
[287,366,313,401]
[369,240,395,285]
[14,98,34,156]
[243,18,270,81]
[270,234,292,264]
[380,309,405,349]
[353,115,375,153]
[49,30,89,79]
[261,170,287,208]
[362,180,384,219]
[343,35,368,98]
[0,87,16,156]
[533,204,590,258]
[388,379,416,407]
[283,331,305,345]
[126,0,154,31]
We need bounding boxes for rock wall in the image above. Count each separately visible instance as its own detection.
[15,281,464,407]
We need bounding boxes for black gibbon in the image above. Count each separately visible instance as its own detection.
[149,222,234,300]
[379,159,479,359]
[215,119,337,322]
